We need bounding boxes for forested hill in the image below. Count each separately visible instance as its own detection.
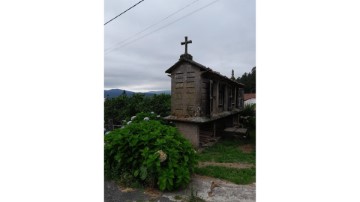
[104,89,170,99]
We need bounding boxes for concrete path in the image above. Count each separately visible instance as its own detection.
[197,162,255,169]
[105,175,256,202]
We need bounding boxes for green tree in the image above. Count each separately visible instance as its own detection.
[149,94,171,117]
[237,66,256,93]
[104,93,171,128]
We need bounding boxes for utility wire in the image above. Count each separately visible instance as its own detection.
[105,0,220,55]
[105,0,202,53]
[104,0,145,26]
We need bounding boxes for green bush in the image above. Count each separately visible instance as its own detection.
[127,112,166,125]
[240,104,256,129]
[240,104,256,117]
[104,116,197,191]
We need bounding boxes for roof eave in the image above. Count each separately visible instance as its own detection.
[165,58,208,74]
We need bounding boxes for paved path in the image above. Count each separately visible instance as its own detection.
[105,175,256,202]
[197,162,255,169]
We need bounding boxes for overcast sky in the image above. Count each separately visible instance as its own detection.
[104,0,255,92]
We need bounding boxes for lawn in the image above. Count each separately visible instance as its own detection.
[197,130,256,164]
[194,130,256,184]
[194,166,256,185]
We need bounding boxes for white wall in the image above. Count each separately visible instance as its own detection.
[245,98,256,105]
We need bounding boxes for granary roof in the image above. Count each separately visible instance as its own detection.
[165,54,208,73]
[201,70,244,87]
[165,54,244,87]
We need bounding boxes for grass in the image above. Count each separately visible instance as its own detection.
[197,131,256,164]
[194,130,256,184]
[194,166,256,184]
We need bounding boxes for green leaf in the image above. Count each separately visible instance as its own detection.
[158,175,167,191]
[114,153,121,161]
[140,168,147,180]
[134,169,139,177]
[184,155,189,163]
[168,178,173,186]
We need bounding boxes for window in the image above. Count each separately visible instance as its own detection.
[219,84,224,106]
[228,86,233,111]
[239,88,244,108]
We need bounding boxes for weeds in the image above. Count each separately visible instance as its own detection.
[195,166,256,184]
[197,138,255,164]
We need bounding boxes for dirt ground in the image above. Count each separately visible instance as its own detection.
[238,144,255,153]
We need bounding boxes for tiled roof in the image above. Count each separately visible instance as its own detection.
[244,93,256,101]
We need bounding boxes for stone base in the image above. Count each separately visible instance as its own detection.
[174,122,199,148]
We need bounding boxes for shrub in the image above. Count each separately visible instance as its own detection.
[240,103,256,117]
[240,104,256,129]
[128,112,162,124]
[104,116,197,191]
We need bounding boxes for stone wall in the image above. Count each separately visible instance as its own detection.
[174,122,199,148]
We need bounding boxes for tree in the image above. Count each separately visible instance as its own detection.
[104,93,171,128]
[231,69,235,80]
[236,66,256,93]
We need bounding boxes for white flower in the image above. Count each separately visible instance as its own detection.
[156,150,167,162]
[151,112,154,114]
[156,115,160,118]
[127,121,132,125]
[144,117,149,121]
[131,116,136,121]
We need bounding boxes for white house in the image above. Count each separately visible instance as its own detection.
[244,93,256,106]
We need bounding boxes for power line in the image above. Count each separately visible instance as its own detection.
[104,0,145,26]
[105,0,220,55]
[105,0,202,53]
[110,0,219,51]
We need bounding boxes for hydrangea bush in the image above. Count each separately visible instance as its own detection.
[104,113,197,191]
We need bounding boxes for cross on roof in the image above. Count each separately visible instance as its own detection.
[181,36,192,54]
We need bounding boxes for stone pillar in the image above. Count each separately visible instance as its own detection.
[174,122,199,148]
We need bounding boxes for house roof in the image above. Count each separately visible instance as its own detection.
[165,54,244,87]
[201,70,244,87]
[244,93,256,101]
[165,54,208,73]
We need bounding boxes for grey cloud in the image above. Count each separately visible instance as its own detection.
[105,0,255,91]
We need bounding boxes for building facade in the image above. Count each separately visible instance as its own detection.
[164,52,245,148]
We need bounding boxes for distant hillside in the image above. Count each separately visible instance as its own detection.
[104,89,170,99]
[104,89,134,98]
[147,90,171,95]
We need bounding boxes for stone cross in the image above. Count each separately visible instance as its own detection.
[181,36,192,54]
